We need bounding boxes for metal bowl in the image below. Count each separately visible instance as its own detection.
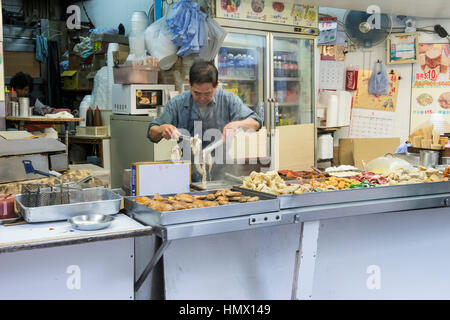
[441,157,450,165]
[68,214,114,231]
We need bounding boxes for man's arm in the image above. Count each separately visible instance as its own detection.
[149,124,180,142]
[223,92,263,139]
[222,118,260,139]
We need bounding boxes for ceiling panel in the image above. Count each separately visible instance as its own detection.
[302,0,450,18]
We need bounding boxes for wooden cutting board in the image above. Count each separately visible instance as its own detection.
[0,131,33,140]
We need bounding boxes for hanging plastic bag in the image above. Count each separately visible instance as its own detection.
[144,16,178,70]
[368,61,390,95]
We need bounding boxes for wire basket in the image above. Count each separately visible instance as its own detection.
[21,182,73,208]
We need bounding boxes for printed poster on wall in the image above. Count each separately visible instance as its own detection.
[410,44,450,132]
[352,70,400,112]
[216,0,318,28]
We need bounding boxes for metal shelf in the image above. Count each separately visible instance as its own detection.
[220,76,257,81]
[274,77,300,81]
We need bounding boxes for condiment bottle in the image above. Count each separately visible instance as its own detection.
[86,107,94,126]
[94,106,102,126]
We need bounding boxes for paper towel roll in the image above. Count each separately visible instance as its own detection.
[337,91,352,127]
[326,95,339,127]
[318,134,334,160]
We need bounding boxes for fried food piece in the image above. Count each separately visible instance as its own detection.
[247,196,259,202]
[134,196,152,205]
[218,200,230,205]
[224,190,242,197]
[167,200,191,210]
[228,196,242,201]
[215,189,227,197]
[193,195,207,200]
[192,200,207,208]
[148,201,174,212]
[152,193,165,201]
[175,193,194,203]
[206,193,216,201]
[216,196,228,202]
[203,201,219,207]
[239,196,252,203]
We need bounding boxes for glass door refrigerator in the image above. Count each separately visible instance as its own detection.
[216,26,316,171]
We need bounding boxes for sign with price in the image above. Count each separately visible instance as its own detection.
[412,44,450,88]
[410,43,450,133]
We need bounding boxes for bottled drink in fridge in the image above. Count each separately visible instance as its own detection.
[235,54,242,77]
[275,55,282,77]
[275,103,280,126]
[259,101,264,122]
[282,54,289,78]
[248,55,255,78]
[227,53,234,77]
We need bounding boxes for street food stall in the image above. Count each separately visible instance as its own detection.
[2,0,450,302]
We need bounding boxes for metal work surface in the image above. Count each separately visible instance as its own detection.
[15,187,122,223]
[130,192,450,241]
[125,188,279,226]
[162,223,301,299]
[0,238,135,300]
[311,207,450,299]
[0,214,152,254]
[240,181,450,209]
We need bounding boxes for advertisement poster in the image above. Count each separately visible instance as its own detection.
[352,70,400,112]
[412,44,450,87]
[410,44,450,132]
[216,0,318,28]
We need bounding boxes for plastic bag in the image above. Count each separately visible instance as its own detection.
[166,0,207,57]
[368,61,390,95]
[144,16,178,70]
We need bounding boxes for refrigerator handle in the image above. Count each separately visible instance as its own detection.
[266,98,272,137]
[269,98,276,134]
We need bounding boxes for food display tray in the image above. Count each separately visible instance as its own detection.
[15,187,122,223]
[235,181,450,210]
[124,188,279,226]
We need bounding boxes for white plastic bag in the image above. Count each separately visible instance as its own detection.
[368,61,390,95]
[144,16,178,70]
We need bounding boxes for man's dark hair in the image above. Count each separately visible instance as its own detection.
[189,60,218,87]
[11,72,33,92]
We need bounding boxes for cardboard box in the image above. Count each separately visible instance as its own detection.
[93,53,106,70]
[61,70,93,89]
[69,54,82,70]
[4,51,40,77]
[131,161,191,196]
[338,138,400,169]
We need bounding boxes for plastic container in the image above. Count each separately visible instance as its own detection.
[131,11,149,33]
[76,126,109,137]
[366,154,413,174]
[0,194,16,220]
[113,65,159,84]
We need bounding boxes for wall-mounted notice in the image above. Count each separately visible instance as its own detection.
[410,44,450,133]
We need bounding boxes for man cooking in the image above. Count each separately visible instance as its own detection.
[148,60,262,181]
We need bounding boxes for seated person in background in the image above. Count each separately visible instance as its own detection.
[10,72,68,116]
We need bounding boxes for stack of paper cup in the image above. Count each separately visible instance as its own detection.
[430,113,445,135]
[326,94,339,127]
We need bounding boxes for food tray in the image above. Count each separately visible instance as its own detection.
[235,181,450,210]
[15,187,122,223]
[124,188,279,226]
